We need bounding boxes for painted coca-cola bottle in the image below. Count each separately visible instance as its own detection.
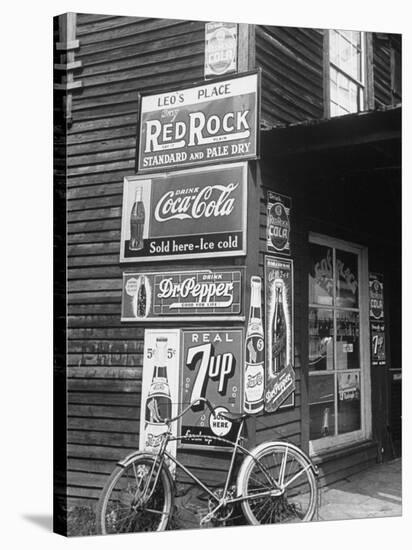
[136,276,147,318]
[144,337,172,451]
[129,186,145,251]
[244,276,265,414]
[271,282,287,375]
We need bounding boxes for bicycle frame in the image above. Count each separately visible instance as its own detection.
[140,419,284,511]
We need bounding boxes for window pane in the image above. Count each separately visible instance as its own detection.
[309,244,334,305]
[309,308,334,371]
[349,80,358,112]
[329,30,339,65]
[329,30,364,117]
[335,249,359,307]
[309,375,335,440]
[337,372,361,434]
[337,72,350,112]
[333,31,361,81]
[336,310,360,370]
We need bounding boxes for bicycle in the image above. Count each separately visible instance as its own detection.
[96,397,319,533]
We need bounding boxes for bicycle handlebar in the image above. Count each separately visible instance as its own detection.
[164,397,214,425]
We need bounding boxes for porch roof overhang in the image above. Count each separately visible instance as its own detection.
[261,104,401,162]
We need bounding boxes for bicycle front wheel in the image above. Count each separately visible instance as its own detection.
[96,456,174,534]
[240,443,317,524]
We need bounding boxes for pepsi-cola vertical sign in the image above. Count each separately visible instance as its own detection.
[266,191,291,256]
[204,22,238,78]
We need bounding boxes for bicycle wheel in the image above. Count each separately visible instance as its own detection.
[239,443,317,524]
[96,456,174,534]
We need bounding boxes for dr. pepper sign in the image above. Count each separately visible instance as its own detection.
[120,163,247,263]
[137,72,259,173]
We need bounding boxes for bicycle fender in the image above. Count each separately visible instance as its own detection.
[117,450,159,468]
[236,441,318,496]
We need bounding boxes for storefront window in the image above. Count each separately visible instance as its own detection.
[309,374,335,439]
[309,308,334,371]
[337,372,361,434]
[309,243,334,306]
[335,249,358,308]
[336,310,360,370]
[308,236,367,448]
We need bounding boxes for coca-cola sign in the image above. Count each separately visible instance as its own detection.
[136,71,259,173]
[121,268,244,322]
[264,256,295,412]
[120,163,247,263]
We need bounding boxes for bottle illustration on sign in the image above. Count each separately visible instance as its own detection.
[144,336,172,451]
[244,276,265,414]
[132,275,150,319]
[271,281,288,375]
[129,186,145,251]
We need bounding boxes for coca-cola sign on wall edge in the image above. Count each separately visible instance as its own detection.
[120,163,247,262]
[264,256,295,412]
[121,268,244,322]
[136,71,259,173]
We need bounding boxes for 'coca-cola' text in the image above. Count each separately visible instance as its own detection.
[154,183,239,222]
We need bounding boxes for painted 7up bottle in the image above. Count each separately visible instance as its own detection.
[144,336,171,451]
[244,276,265,414]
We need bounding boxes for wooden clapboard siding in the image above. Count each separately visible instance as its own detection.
[255,25,324,127]
[65,13,211,507]
[373,33,402,108]
[54,14,69,530]
[373,35,392,107]
[314,441,377,488]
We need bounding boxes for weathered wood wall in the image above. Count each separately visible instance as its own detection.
[373,33,402,107]
[67,13,207,505]
[255,25,324,126]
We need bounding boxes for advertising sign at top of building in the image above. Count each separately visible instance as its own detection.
[137,71,259,173]
[204,22,238,78]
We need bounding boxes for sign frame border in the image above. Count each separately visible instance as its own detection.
[264,254,296,411]
[178,326,245,451]
[121,267,246,322]
[135,69,261,174]
[119,161,248,263]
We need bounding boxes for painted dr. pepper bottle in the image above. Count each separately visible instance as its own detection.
[244,276,265,414]
[129,186,145,251]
